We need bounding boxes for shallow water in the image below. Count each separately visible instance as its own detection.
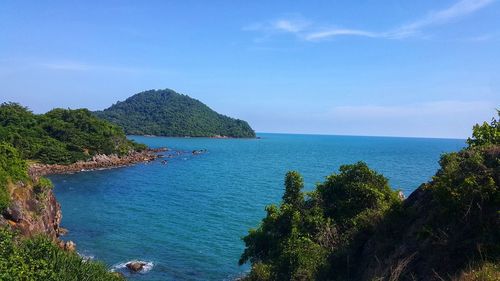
[50,133,464,280]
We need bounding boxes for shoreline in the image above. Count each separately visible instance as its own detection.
[129,134,258,139]
[28,148,167,177]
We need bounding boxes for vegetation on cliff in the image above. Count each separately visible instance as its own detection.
[0,102,146,164]
[94,89,256,138]
[0,143,124,280]
[0,228,123,281]
[0,102,138,280]
[0,143,28,211]
[240,112,499,281]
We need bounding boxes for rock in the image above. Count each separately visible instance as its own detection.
[58,227,68,236]
[3,203,23,222]
[398,191,405,200]
[0,181,63,239]
[126,261,147,272]
[28,149,162,177]
[64,240,76,251]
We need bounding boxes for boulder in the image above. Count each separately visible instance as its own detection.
[3,203,24,222]
[126,261,146,272]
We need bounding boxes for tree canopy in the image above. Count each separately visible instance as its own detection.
[0,103,145,164]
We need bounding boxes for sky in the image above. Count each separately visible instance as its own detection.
[1,0,499,138]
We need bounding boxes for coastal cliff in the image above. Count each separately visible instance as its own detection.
[0,103,153,279]
[0,178,62,240]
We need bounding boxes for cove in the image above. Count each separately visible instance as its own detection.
[50,133,464,281]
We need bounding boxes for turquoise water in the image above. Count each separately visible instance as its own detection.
[50,133,464,280]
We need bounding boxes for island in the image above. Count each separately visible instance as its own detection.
[94,89,256,138]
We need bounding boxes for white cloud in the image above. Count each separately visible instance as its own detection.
[305,29,380,41]
[245,0,496,41]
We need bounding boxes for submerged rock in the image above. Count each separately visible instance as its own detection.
[126,261,147,272]
[111,272,125,278]
[192,149,207,155]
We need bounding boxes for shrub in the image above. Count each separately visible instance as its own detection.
[0,228,123,281]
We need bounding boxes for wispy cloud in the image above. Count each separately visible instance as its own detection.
[389,0,496,38]
[245,0,496,41]
[39,61,144,73]
[40,61,92,71]
[273,19,309,33]
[305,29,380,41]
[0,58,176,77]
[243,18,310,34]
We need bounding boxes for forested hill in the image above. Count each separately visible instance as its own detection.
[94,89,256,138]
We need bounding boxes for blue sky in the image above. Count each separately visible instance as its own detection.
[1,0,499,138]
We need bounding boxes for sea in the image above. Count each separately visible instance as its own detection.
[50,133,465,281]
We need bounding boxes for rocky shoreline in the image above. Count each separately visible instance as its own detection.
[29,148,167,177]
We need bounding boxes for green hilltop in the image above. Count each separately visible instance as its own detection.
[94,89,256,138]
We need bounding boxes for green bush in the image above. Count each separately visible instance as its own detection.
[0,143,28,211]
[467,110,499,147]
[240,162,399,281]
[0,228,123,281]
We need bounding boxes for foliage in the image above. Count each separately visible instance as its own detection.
[467,110,499,147]
[317,162,399,233]
[241,113,500,280]
[0,103,144,164]
[429,146,499,221]
[282,171,304,208]
[0,143,28,211]
[33,177,54,201]
[240,162,399,281]
[0,228,123,281]
[95,89,256,138]
[457,262,500,281]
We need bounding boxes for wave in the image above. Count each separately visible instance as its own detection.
[111,260,154,274]
[77,252,94,262]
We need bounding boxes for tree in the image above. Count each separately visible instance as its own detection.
[467,110,499,147]
[283,171,304,208]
